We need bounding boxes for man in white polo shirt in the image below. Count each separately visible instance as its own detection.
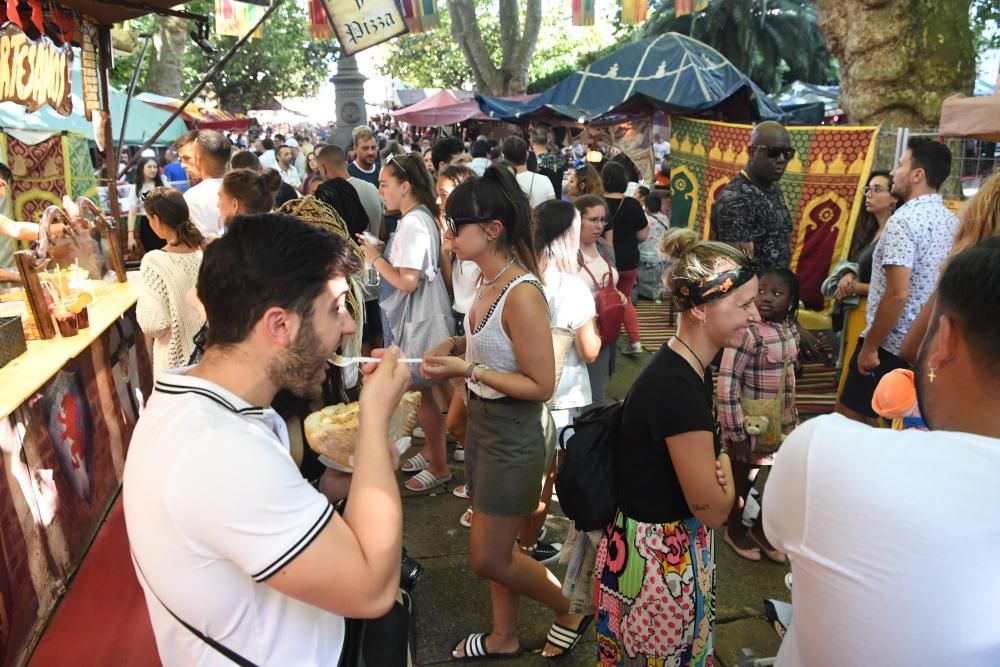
[177,129,231,240]
[764,238,1000,666]
[124,213,411,666]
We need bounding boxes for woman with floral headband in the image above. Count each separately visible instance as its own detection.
[595,228,756,667]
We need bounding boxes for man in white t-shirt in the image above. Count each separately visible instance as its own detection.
[764,238,1000,667]
[651,133,670,163]
[276,144,302,190]
[124,213,411,666]
[177,129,231,240]
[502,135,555,207]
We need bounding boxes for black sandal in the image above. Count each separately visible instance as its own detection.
[451,633,523,662]
[543,614,593,660]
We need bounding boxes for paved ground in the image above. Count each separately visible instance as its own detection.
[400,347,789,666]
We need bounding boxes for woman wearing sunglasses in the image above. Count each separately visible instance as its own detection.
[358,152,455,493]
[421,167,590,660]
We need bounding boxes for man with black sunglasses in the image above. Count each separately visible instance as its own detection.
[711,121,795,271]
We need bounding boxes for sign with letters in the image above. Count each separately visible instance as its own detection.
[324,0,409,56]
[0,24,73,116]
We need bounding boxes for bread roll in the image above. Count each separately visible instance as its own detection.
[305,391,421,469]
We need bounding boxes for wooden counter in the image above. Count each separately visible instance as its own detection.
[0,280,140,420]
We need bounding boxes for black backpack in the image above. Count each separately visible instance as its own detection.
[555,396,628,532]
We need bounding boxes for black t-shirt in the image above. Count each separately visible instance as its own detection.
[615,344,720,524]
[605,196,647,271]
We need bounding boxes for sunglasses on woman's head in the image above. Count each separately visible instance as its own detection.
[385,153,412,178]
[753,145,796,161]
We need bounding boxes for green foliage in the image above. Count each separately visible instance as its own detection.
[971,0,1000,51]
[379,0,618,91]
[630,0,839,94]
[112,0,339,112]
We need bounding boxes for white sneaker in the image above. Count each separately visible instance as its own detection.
[412,426,426,438]
[621,341,644,355]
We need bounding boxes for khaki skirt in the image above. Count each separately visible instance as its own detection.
[465,394,555,517]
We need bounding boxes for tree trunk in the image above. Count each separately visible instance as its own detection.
[145,12,188,98]
[448,0,543,95]
[814,0,975,128]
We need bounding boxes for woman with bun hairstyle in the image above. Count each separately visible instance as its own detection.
[217,167,281,227]
[421,166,590,661]
[595,228,751,667]
[136,187,205,373]
[358,152,455,494]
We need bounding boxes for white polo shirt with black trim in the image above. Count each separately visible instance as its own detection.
[124,368,343,666]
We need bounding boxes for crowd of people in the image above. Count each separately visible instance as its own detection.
[90,115,1000,667]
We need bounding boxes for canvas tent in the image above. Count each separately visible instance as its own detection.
[0,54,187,146]
[476,32,784,123]
[393,91,537,126]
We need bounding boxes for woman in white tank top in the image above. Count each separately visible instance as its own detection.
[421,166,592,660]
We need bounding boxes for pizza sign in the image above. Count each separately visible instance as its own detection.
[0,24,73,116]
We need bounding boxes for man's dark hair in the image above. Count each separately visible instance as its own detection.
[907,137,952,190]
[431,136,465,170]
[471,139,490,159]
[273,133,286,143]
[501,136,528,166]
[277,145,292,158]
[230,150,262,171]
[600,161,629,194]
[176,129,232,168]
[935,236,1000,381]
[261,138,274,151]
[197,213,360,348]
[317,144,347,169]
[0,162,13,183]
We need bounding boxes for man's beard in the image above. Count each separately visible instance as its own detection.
[266,317,330,400]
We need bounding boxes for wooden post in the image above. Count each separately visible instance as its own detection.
[14,252,55,340]
[95,25,125,265]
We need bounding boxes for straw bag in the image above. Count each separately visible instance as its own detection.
[548,327,576,408]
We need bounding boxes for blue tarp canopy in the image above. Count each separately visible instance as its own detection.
[477,32,784,123]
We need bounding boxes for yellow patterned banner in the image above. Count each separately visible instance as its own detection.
[670,116,878,310]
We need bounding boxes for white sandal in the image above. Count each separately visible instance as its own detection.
[404,469,452,493]
[452,484,470,499]
[401,452,429,473]
[459,506,473,528]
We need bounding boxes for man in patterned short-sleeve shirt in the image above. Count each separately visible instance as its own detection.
[836,138,959,422]
[711,121,794,271]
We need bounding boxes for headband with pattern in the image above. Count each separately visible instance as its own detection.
[673,265,756,310]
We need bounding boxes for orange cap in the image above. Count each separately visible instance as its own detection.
[871,368,918,418]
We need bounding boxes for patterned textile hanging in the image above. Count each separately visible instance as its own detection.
[620,0,648,24]
[309,0,334,39]
[572,0,595,26]
[675,0,708,18]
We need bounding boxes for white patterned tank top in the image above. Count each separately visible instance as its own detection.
[465,273,546,399]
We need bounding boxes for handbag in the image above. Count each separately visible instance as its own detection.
[578,243,625,345]
[740,360,790,454]
[548,326,576,408]
[380,207,456,388]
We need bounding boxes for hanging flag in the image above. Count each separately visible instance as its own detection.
[621,0,648,24]
[399,0,422,34]
[572,0,594,26]
[676,0,708,17]
[309,0,334,39]
[215,0,265,38]
[417,0,439,31]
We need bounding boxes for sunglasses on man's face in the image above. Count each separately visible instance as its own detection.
[754,145,796,161]
[445,215,498,236]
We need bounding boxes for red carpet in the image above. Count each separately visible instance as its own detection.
[29,496,160,667]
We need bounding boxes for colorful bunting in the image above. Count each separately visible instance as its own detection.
[309,0,334,39]
[621,0,648,24]
[572,0,595,26]
[400,0,438,33]
[214,0,265,38]
[675,0,708,18]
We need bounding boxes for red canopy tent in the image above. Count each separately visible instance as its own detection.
[392,91,537,126]
[136,92,252,131]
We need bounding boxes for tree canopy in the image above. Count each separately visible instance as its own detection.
[112,0,339,113]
